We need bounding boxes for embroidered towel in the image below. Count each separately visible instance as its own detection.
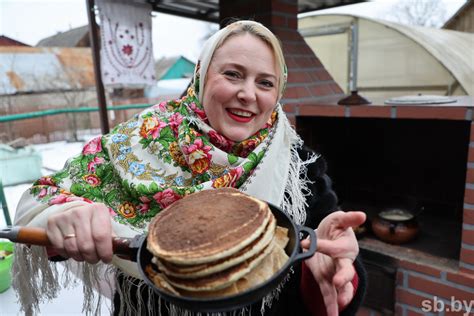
[97,0,156,86]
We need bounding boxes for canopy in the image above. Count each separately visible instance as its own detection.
[299,14,474,98]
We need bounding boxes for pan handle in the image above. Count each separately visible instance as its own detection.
[293,225,317,262]
[1,226,142,262]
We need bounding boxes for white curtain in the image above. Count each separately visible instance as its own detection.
[97,0,156,86]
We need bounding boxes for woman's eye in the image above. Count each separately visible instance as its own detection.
[224,71,240,78]
[260,80,274,88]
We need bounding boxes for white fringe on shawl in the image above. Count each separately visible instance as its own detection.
[12,113,317,316]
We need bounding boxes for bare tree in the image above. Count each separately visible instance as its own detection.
[386,0,447,28]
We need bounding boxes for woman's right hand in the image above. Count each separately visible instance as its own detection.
[46,202,113,264]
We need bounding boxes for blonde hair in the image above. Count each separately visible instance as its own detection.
[195,20,287,102]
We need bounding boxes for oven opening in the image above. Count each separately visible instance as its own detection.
[297,116,469,260]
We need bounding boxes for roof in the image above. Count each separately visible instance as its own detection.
[36,25,90,47]
[154,56,195,80]
[147,0,366,22]
[0,35,30,47]
[154,56,180,79]
[443,0,473,29]
[301,13,474,96]
[0,47,95,95]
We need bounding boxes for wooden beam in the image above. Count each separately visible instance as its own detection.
[86,0,109,134]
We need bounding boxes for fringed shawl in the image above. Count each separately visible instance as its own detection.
[12,20,317,315]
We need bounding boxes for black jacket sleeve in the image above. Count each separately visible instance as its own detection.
[299,145,367,316]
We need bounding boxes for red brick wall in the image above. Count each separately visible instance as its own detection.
[396,260,474,315]
[293,102,474,315]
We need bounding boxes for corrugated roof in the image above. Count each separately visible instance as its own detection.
[0,47,95,95]
[36,25,90,47]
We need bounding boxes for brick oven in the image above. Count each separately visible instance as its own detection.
[289,98,474,315]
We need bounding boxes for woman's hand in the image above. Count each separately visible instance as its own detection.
[46,203,114,264]
[301,211,366,316]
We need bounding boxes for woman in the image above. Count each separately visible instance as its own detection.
[13,20,366,315]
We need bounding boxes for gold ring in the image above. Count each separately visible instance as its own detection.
[64,233,76,240]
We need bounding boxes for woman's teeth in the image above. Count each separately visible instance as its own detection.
[229,109,252,117]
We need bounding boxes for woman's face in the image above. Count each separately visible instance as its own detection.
[202,33,279,142]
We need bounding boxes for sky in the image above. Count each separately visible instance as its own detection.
[0,0,468,62]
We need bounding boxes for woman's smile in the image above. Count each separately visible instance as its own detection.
[226,108,255,123]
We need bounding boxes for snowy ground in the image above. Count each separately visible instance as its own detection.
[0,137,112,315]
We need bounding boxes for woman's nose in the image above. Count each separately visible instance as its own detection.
[237,81,257,104]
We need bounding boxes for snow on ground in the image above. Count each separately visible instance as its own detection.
[1,136,112,315]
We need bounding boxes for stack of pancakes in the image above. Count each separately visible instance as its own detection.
[145,188,289,297]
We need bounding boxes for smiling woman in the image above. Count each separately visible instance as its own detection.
[12,20,366,316]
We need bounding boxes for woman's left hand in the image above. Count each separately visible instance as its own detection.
[300,211,366,316]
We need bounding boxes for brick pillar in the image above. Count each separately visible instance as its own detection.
[219,0,345,124]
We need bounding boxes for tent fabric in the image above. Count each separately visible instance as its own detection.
[299,14,474,97]
[379,18,474,96]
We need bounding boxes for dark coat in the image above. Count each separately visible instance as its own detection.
[246,146,367,316]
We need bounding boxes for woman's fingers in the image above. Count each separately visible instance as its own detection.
[337,281,354,310]
[334,211,366,230]
[73,210,99,264]
[333,258,355,288]
[320,280,339,316]
[46,221,68,258]
[45,203,114,264]
[91,204,113,263]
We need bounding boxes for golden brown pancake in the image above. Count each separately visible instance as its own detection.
[147,188,271,265]
[144,188,290,297]
[146,225,290,298]
[153,214,276,279]
[161,240,275,291]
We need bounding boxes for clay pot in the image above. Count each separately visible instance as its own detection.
[371,208,419,244]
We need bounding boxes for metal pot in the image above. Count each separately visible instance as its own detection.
[371,207,420,244]
[0,203,316,312]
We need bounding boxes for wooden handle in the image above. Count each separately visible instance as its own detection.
[8,227,139,262]
[16,227,51,246]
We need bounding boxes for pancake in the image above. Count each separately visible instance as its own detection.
[147,188,271,265]
[146,225,290,298]
[154,214,276,279]
[161,239,276,291]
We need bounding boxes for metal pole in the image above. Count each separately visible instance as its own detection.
[349,18,359,92]
[86,0,109,134]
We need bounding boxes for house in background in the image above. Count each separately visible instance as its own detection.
[0,46,98,143]
[443,0,474,33]
[0,28,192,144]
[36,25,91,47]
[145,56,195,98]
[0,35,30,47]
[154,56,195,80]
